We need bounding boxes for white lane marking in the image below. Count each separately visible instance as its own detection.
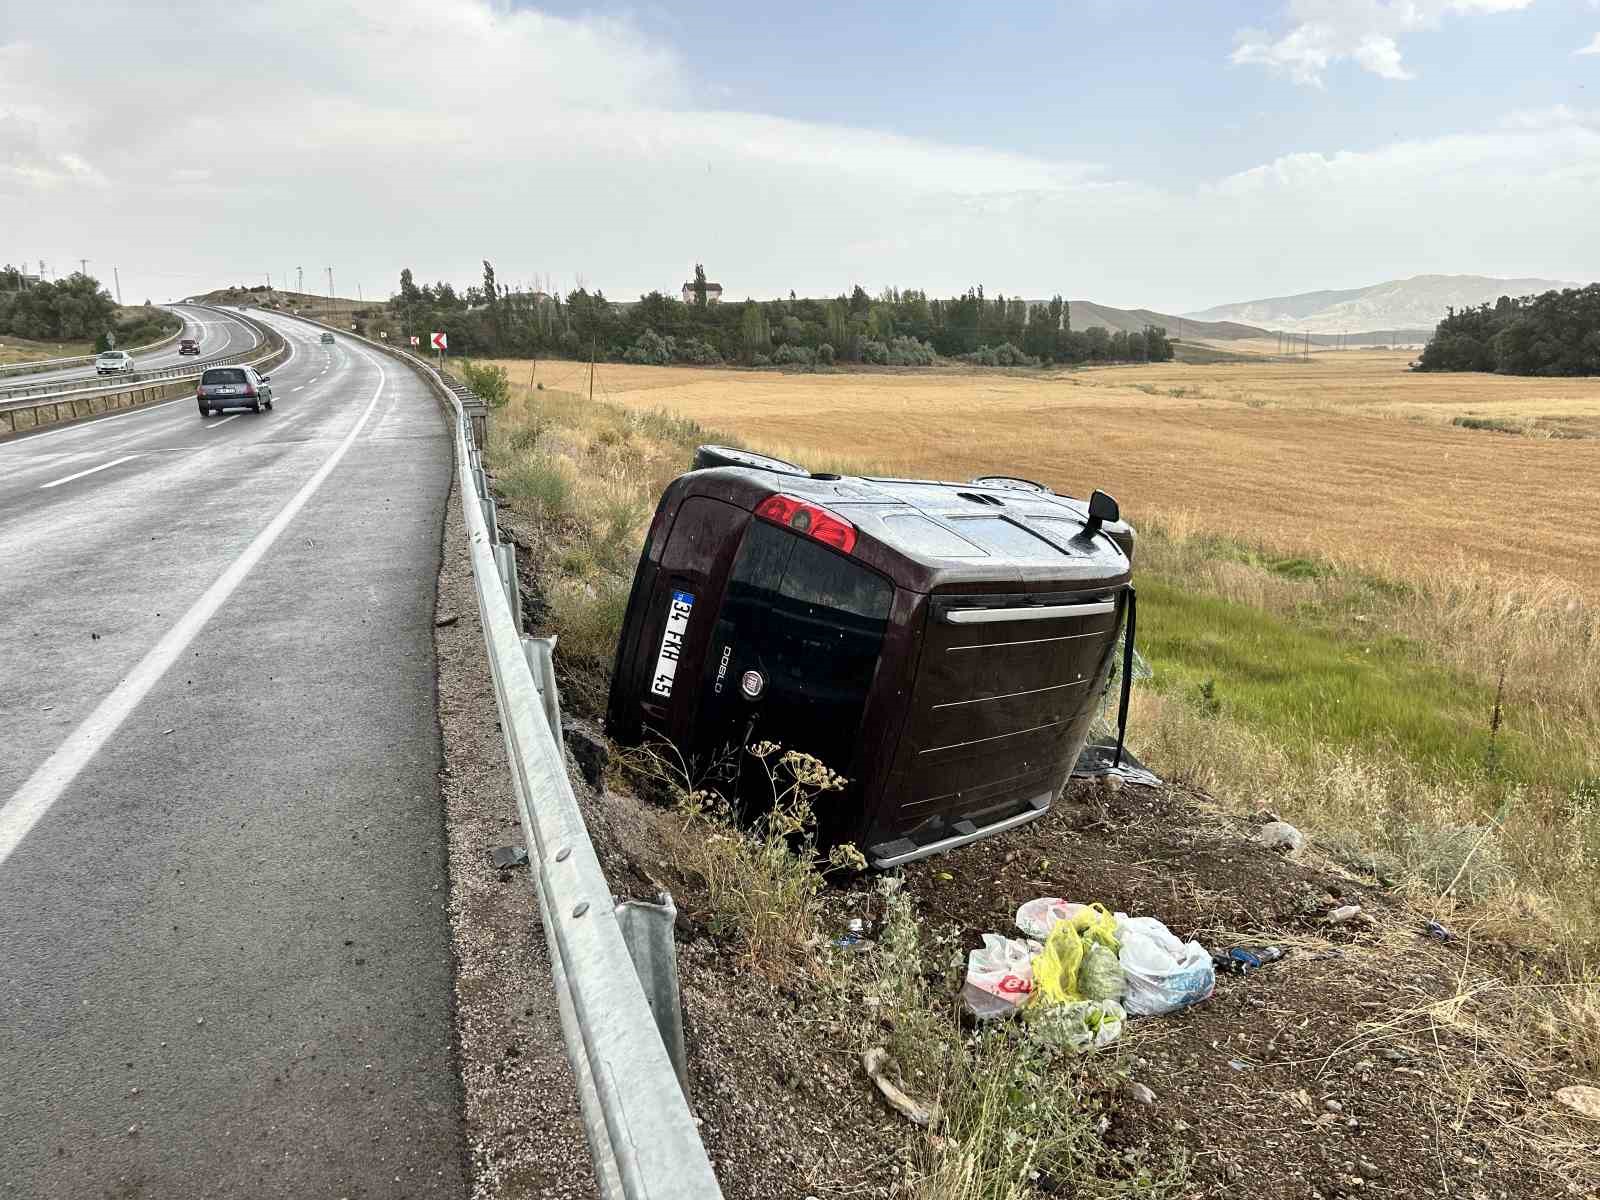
[37,454,141,490]
[204,414,242,429]
[292,386,304,392]
[0,359,389,867]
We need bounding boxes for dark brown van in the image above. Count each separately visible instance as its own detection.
[606,450,1135,867]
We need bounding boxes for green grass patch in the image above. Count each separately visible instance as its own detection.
[1137,577,1561,787]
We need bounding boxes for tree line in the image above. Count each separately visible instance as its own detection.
[0,266,173,348]
[1415,284,1600,375]
[361,262,1173,369]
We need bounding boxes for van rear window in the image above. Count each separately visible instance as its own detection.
[202,368,247,384]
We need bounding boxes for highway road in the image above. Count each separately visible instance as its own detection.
[0,305,258,390]
[0,313,467,1198]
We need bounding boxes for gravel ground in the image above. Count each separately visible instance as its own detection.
[433,481,596,1199]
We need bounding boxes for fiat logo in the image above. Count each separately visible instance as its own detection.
[739,670,766,700]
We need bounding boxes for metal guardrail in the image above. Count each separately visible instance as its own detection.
[0,309,192,379]
[282,311,724,1200]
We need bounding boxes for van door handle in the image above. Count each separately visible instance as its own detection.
[944,600,1116,625]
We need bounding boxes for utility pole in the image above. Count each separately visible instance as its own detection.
[79,257,88,277]
[113,266,123,305]
[589,339,596,403]
[297,266,303,294]
[266,271,272,291]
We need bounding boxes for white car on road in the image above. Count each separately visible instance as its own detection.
[95,351,135,375]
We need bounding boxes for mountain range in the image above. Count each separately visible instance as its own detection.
[1182,274,1577,335]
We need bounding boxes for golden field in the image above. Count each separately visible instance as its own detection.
[499,350,1600,596]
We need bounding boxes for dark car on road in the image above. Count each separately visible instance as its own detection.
[178,338,200,355]
[607,447,1136,867]
[197,365,273,416]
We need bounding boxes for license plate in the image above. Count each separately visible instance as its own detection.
[649,590,694,698]
[217,386,238,394]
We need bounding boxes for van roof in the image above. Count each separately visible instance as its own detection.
[688,467,1133,595]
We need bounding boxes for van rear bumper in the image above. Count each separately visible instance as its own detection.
[867,791,1051,868]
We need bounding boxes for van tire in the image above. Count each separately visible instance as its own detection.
[692,445,809,476]
[969,475,1052,495]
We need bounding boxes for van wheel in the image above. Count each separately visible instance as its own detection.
[692,444,809,476]
[198,401,210,417]
[252,400,262,413]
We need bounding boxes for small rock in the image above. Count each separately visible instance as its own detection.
[563,725,610,790]
[1228,1059,1248,1071]
[126,1125,138,1136]
[433,613,460,628]
[1381,1047,1408,1062]
[491,845,528,870]
[1326,904,1363,924]
[1358,1160,1381,1180]
[1347,1118,1360,1130]
[1259,821,1305,853]
[1324,1099,1344,1113]
[1128,1081,1156,1105]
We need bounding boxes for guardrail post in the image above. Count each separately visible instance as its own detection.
[495,542,522,632]
[520,635,564,748]
[613,894,690,1100]
[462,395,489,450]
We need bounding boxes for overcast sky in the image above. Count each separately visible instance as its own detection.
[3,0,1598,311]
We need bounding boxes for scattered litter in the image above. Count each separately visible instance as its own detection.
[1423,919,1456,941]
[861,1047,939,1127]
[1228,1059,1248,1071]
[162,728,174,736]
[833,927,874,955]
[490,845,529,870]
[1325,905,1363,925]
[1128,1081,1156,1106]
[1118,915,1215,1016]
[1213,945,1286,975]
[1555,1086,1600,1120]
[434,613,460,628]
[1259,820,1305,854]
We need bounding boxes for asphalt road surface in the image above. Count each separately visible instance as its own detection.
[0,313,467,1198]
[0,305,259,391]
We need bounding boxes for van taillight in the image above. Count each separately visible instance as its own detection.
[755,493,856,554]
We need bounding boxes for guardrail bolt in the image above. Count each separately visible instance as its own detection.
[571,901,589,919]
[555,847,571,862]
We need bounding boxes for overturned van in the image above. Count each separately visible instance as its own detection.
[606,447,1136,868]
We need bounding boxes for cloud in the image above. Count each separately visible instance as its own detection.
[1232,0,1535,86]
[1577,32,1600,54]
[0,0,1595,311]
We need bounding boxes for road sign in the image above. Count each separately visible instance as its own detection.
[409,335,420,347]
[430,331,448,351]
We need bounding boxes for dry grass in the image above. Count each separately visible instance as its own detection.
[501,354,1600,595]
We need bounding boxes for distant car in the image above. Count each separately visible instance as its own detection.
[95,350,135,375]
[178,338,200,355]
[320,332,335,345]
[196,365,273,416]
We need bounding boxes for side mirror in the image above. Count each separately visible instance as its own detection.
[1084,489,1119,535]
[259,375,271,383]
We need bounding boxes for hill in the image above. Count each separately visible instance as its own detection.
[1067,300,1266,341]
[1185,274,1578,335]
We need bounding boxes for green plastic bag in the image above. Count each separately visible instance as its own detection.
[1027,998,1127,1051]
[1079,939,1125,1002]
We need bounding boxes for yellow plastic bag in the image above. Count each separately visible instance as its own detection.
[1031,921,1086,1006]
[1029,902,1122,1008]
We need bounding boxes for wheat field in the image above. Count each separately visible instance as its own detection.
[508,351,1600,595]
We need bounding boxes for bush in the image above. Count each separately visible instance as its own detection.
[673,337,722,365]
[623,328,672,365]
[771,343,815,367]
[885,335,935,366]
[961,341,1038,367]
[861,339,889,365]
[459,359,511,408]
[817,343,835,366]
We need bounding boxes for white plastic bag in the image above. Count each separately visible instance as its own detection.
[1115,915,1215,1016]
[963,933,1041,1014]
[1016,898,1089,940]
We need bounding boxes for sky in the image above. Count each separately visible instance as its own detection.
[2,0,1598,312]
